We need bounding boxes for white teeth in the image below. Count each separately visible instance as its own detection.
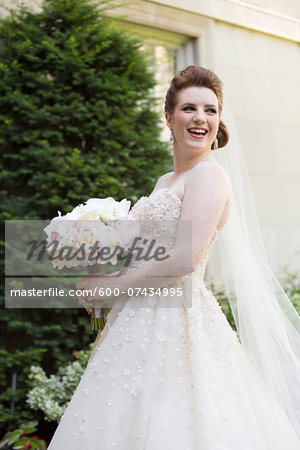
[189,129,207,135]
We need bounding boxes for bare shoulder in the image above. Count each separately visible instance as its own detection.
[153,171,174,191]
[186,159,232,197]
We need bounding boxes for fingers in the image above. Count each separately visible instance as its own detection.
[77,294,94,315]
[76,281,96,314]
[76,280,86,290]
[76,277,95,315]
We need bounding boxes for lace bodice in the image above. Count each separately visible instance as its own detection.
[130,188,219,284]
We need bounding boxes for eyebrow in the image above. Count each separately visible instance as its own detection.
[181,102,217,108]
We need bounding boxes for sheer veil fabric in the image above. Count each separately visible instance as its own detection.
[207,101,300,436]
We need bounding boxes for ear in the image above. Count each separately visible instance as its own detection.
[165,111,172,130]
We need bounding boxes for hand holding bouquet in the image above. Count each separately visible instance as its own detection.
[44,197,139,330]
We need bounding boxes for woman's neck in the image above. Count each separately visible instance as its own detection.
[172,148,213,177]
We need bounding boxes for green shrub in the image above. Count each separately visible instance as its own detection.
[0,0,170,221]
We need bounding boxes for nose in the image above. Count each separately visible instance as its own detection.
[193,107,205,123]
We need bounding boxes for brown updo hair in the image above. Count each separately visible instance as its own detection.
[165,65,229,149]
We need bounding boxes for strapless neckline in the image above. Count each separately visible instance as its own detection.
[150,187,182,205]
[149,187,220,236]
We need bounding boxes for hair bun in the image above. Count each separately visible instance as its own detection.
[213,120,229,149]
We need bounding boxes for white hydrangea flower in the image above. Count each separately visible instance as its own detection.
[26,345,93,422]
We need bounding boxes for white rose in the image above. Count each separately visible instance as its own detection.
[93,226,122,265]
[112,217,141,248]
[85,198,131,223]
[77,221,104,248]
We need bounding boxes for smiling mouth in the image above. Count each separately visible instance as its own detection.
[187,128,208,138]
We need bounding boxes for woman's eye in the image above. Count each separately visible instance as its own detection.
[182,106,217,113]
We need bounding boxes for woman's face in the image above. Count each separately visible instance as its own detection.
[166,86,220,151]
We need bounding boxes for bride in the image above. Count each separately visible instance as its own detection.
[48,66,300,449]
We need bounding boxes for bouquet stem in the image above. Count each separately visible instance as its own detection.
[86,264,106,332]
[91,306,105,331]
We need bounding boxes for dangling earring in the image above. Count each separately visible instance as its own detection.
[170,129,176,144]
[214,124,220,150]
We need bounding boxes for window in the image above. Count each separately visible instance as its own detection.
[126,23,197,141]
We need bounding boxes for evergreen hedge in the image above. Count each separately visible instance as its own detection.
[1,0,171,220]
[0,0,171,437]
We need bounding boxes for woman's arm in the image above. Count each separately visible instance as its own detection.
[77,162,231,300]
[121,162,231,289]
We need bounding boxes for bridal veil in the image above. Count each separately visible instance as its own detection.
[207,101,300,437]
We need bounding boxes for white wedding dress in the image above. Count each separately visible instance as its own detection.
[48,188,300,449]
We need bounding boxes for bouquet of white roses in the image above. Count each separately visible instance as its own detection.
[44,197,139,330]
